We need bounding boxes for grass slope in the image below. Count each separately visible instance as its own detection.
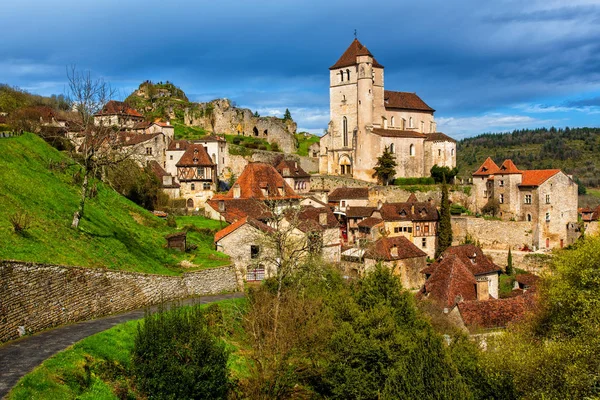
[0,133,228,274]
[7,298,247,400]
[295,132,320,157]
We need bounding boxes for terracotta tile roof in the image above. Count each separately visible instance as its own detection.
[423,245,501,276]
[371,128,427,138]
[519,169,561,186]
[301,196,328,208]
[472,157,500,176]
[214,216,274,243]
[379,202,439,222]
[425,132,456,142]
[457,292,537,330]
[207,198,272,223]
[406,193,418,203]
[384,90,435,112]
[515,273,540,288]
[167,139,190,151]
[357,217,383,228]
[423,255,478,307]
[176,144,214,167]
[275,159,310,179]
[293,206,339,232]
[329,38,384,69]
[346,206,376,218]
[593,205,600,221]
[118,132,162,146]
[328,187,369,201]
[365,236,427,261]
[497,159,521,175]
[94,100,143,118]
[221,162,300,200]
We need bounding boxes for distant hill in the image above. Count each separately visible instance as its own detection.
[457,127,600,188]
[0,133,228,273]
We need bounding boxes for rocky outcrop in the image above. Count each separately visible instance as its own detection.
[185,99,297,153]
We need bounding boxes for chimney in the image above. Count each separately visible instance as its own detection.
[476,277,489,301]
[218,200,225,212]
[233,184,241,199]
[319,211,328,226]
[176,142,180,149]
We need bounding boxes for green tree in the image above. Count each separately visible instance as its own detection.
[253,110,260,117]
[431,164,458,183]
[481,198,500,217]
[372,146,397,185]
[283,108,292,121]
[436,178,452,258]
[506,248,513,275]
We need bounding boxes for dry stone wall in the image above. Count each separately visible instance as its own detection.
[452,216,534,250]
[0,261,238,343]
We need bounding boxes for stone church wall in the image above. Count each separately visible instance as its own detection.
[0,261,238,343]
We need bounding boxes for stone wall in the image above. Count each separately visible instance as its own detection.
[0,261,238,343]
[452,216,535,250]
[482,250,552,274]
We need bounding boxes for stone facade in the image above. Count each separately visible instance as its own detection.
[319,39,456,183]
[0,261,238,343]
[185,99,297,153]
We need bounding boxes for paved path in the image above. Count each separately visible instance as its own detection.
[0,292,244,399]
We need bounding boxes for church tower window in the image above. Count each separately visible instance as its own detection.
[409,117,414,128]
[340,70,344,82]
[346,69,351,81]
[391,116,395,127]
[409,144,415,156]
[389,143,395,154]
[343,117,348,147]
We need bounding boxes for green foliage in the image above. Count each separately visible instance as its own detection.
[481,197,500,217]
[0,133,228,273]
[283,108,292,121]
[506,248,513,275]
[295,132,321,156]
[253,111,260,117]
[132,304,230,399]
[270,142,280,152]
[437,179,452,258]
[450,203,468,215]
[106,160,167,211]
[9,209,32,235]
[372,146,397,185]
[172,121,208,140]
[431,164,459,183]
[394,176,436,185]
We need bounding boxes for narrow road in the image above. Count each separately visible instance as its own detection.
[0,292,244,399]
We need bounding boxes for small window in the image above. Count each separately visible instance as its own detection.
[389,143,395,154]
[340,70,344,82]
[451,148,455,156]
[546,212,550,222]
[409,117,413,128]
[527,214,532,221]
[203,182,211,190]
[422,238,427,248]
[424,225,429,233]
[250,245,260,259]
[391,116,395,127]
[190,183,195,191]
[146,147,152,155]
[499,194,504,203]
[499,180,504,187]
[409,144,415,156]
[408,227,412,233]
[346,68,350,80]
[546,194,550,204]
[438,149,441,157]
[394,227,400,233]
[169,155,173,160]
[524,194,532,204]
[341,200,346,207]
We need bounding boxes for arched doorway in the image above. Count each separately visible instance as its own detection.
[339,155,352,176]
[186,198,194,208]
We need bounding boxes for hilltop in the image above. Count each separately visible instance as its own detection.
[457,127,600,188]
[0,133,229,274]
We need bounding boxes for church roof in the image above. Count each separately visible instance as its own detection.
[472,157,500,176]
[329,39,384,69]
[384,91,435,112]
[425,132,456,143]
[371,128,427,139]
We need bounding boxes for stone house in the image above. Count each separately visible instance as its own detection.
[131,121,175,142]
[308,142,320,158]
[94,100,144,128]
[346,206,377,243]
[165,139,190,177]
[176,143,217,209]
[319,39,456,182]
[292,205,341,263]
[420,245,502,306]
[275,159,311,193]
[472,158,579,249]
[118,131,169,168]
[328,187,370,213]
[193,134,227,176]
[149,160,181,199]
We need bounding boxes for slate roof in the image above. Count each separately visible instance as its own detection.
[515,273,541,288]
[94,100,143,117]
[379,202,439,222]
[328,187,369,201]
[457,292,537,330]
[275,159,311,179]
[472,157,500,176]
[176,144,214,167]
[384,90,435,112]
[365,236,427,261]
[207,197,273,224]
[425,132,456,142]
[293,206,340,232]
[148,161,180,189]
[329,38,384,69]
[371,128,427,139]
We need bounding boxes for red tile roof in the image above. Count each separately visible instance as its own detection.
[214,216,274,243]
[593,205,600,221]
[328,187,369,201]
[167,139,190,151]
[207,198,272,223]
[329,39,384,69]
[457,292,537,330]
[425,132,455,142]
[293,206,340,232]
[379,202,439,222]
[94,100,143,118]
[515,273,540,288]
[497,159,521,175]
[357,217,384,228]
[406,193,418,203]
[473,157,500,176]
[371,128,427,139]
[221,162,300,200]
[423,255,478,308]
[176,144,214,167]
[346,206,377,218]
[422,244,501,276]
[384,90,435,112]
[275,159,310,179]
[519,169,561,186]
[148,161,180,188]
[118,132,162,146]
[365,236,427,261]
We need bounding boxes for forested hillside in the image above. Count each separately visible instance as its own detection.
[457,127,600,187]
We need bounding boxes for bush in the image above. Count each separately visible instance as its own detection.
[394,177,435,186]
[430,165,459,183]
[10,210,32,235]
[450,204,467,215]
[271,142,280,152]
[258,144,267,150]
[232,136,243,145]
[132,305,229,399]
[166,214,177,228]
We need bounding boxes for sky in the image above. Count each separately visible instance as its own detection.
[2,0,600,139]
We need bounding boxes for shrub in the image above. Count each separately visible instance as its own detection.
[271,142,280,152]
[258,144,267,150]
[166,214,177,228]
[232,136,242,145]
[394,177,435,185]
[10,210,32,235]
[132,305,229,399]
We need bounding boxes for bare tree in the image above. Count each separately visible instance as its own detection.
[66,66,135,229]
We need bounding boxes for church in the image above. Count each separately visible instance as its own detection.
[319,39,457,183]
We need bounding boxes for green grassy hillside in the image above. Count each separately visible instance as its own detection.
[0,133,229,274]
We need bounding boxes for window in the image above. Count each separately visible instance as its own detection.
[546,194,551,204]
[499,180,504,187]
[451,148,455,156]
[407,227,412,233]
[438,149,441,157]
[416,225,420,231]
[545,212,550,222]
[341,200,346,208]
[421,121,424,132]
[203,183,211,190]
[169,155,173,160]
[422,238,427,248]
[250,245,260,259]
[190,183,195,191]
[197,168,204,178]
[424,225,429,233]
[527,214,532,221]
[394,227,400,233]
[409,144,415,156]
[524,194,532,204]
[346,68,351,80]
[391,116,395,127]
[499,194,504,203]
[340,70,344,82]
[409,117,414,128]
[389,143,395,154]
[145,147,152,155]
[343,117,348,147]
